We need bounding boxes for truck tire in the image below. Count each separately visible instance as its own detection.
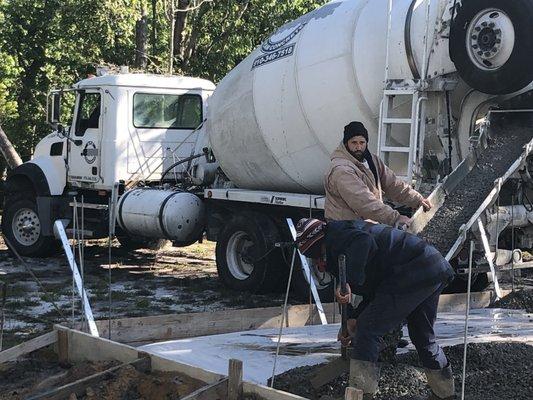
[450,0,533,94]
[116,234,169,251]
[215,213,285,293]
[2,196,58,257]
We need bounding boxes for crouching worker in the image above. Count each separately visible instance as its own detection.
[295,218,456,399]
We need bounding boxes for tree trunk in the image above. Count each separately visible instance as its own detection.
[135,0,148,69]
[169,0,175,73]
[0,125,22,169]
[173,0,189,63]
[151,0,157,53]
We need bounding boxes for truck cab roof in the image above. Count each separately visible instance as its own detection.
[75,73,216,91]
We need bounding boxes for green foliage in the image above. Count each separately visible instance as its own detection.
[0,0,327,158]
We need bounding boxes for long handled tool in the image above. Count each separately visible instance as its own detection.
[339,254,348,360]
[310,254,350,388]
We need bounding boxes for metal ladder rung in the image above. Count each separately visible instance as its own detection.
[383,89,417,96]
[382,117,412,125]
[381,146,411,153]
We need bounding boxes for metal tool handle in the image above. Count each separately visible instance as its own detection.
[338,254,348,359]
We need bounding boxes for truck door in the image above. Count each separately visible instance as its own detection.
[67,90,103,184]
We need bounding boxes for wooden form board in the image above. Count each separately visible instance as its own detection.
[55,325,307,400]
[0,331,57,364]
[70,290,506,345]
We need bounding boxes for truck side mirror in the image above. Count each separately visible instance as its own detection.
[47,92,61,127]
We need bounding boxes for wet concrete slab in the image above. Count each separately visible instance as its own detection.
[139,308,533,385]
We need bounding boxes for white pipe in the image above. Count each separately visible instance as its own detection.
[54,220,99,337]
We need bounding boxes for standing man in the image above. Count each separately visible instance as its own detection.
[325,121,431,228]
[295,218,456,400]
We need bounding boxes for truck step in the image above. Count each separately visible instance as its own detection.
[65,228,95,238]
[69,202,109,210]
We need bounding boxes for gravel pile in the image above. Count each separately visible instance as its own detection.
[492,290,533,313]
[419,122,532,256]
[273,342,533,400]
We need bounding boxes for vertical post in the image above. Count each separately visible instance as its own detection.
[228,359,243,400]
[57,329,69,366]
[0,282,6,351]
[461,241,474,400]
[345,387,364,400]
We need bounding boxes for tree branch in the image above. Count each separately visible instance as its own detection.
[176,0,213,13]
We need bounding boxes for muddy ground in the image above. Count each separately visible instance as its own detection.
[0,348,205,400]
[0,237,286,350]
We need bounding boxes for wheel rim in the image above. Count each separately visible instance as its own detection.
[226,231,255,280]
[466,9,515,71]
[12,207,41,246]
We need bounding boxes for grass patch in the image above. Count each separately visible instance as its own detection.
[135,298,151,309]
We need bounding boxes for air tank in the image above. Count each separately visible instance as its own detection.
[207,0,533,193]
[117,189,204,245]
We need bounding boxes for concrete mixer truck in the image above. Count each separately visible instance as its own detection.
[3,0,533,300]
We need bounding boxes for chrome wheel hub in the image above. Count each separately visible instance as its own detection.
[12,208,41,246]
[466,9,515,71]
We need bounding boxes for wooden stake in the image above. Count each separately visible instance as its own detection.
[57,330,69,366]
[228,358,243,400]
[345,387,364,400]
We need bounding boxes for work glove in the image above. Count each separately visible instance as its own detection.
[335,283,364,308]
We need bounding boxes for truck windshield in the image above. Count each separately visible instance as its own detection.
[133,93,202,129]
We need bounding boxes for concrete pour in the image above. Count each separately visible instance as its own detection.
[419,119,533,255]
[139,308,533,386]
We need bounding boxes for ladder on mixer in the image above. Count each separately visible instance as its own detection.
[378,89,426,182]
[377,0,431,182]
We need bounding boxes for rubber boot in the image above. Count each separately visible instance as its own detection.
[349,359,380,399]
[425,363,456,399]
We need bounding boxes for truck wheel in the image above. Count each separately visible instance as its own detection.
[216,213,284,293]
[450,0,533,94]
[116,234,169,251]
[2,196,58,257]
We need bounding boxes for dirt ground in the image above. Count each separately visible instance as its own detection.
[0,237,286,350]
[0,348,205,400]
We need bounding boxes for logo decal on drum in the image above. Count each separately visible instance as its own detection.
[252,23,306,69]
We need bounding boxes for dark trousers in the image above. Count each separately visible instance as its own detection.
[352,283,448,370]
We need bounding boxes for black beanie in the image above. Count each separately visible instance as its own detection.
[343,121,368,144]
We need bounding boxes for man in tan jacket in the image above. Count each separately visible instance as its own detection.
[325,121,431,227]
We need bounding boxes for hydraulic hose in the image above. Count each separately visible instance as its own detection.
[159,148,208,185]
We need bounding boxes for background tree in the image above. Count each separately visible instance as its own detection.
[0,0,327,160]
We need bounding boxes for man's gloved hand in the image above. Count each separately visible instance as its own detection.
[395,215,412,231]
[335,283,364,308]
[338,318,357,346]
[420,197,432,212]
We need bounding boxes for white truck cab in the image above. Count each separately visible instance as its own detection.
[40,73,215,191]
[3,73,215,256]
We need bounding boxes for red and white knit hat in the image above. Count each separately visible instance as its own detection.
[295,218,326,257]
